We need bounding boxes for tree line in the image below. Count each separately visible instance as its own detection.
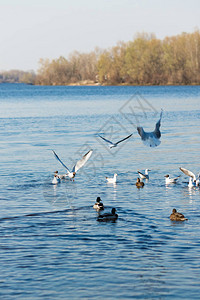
[1,30,200,85]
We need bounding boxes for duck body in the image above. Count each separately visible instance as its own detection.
[97,208,118,222]
[106,173,117,184]
[93,197,104,211]
[170,208,188,221]
[136,177,144,188]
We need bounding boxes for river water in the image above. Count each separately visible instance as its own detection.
[0,84,200,299]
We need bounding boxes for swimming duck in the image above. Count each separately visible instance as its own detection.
[136,177,144,188]
[106,173,117,184]
[138,169,151,179]
[170,208,188,221]
[97,208,118,222]
[164,174,180,184]
[93,197,104,211]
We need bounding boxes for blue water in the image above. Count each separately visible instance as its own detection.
[0,83,200,299]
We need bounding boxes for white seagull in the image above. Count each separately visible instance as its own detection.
[180,167,200,187]
[137,109,163,147]
[106,173,117,184]
[164,174,180,184]
[52,173,61,185]
[98,133,132,148]
[52,149,93,180]
[138,169,151,179]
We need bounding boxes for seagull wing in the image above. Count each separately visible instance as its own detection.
[154,109,163,139]
[179,167,196,180]
[98,135,114,146]
[137,127,147,140]
[72,149,93,173]
[52,150,70,173]
[115,134,133,145]
[138,171,147,178]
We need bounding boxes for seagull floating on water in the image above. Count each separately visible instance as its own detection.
[93,197,104,211]
[188,177,196,188]
[179,167,200,187]
[138,169,151,179]
[97,208,118,222]
[52,172,61,185]
[98,133,132,148]
[170,208,188,221]
[52,149,93,180]
[137,109,163,147]
[106,173,117,184]
[136,177,144,188]
[164,174,180,184]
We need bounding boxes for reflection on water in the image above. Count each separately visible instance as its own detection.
[0,84,200,299]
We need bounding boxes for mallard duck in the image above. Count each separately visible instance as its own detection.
[93,197,104,211]
[170,208,188,221]
[136,177,144,188]
[97,208,118,222]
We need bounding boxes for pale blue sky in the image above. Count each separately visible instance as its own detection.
[0,0,199,71]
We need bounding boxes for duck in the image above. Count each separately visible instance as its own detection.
[97,208,118,222]
[138,169,151,179]
[169,208,188,221]
[106,173,117,184]
[164,174,180,184]
[93,197,104,211]
[136,177,144,188]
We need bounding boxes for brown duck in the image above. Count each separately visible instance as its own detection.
[170,208,188,221]
[136,177,144,188]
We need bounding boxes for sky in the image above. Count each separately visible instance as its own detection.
[0,0,200,72]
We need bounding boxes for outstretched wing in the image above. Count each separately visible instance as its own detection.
[72,149,93,173]
[154,109,163,139]
[115,134,133,145]
[98,134,114,146]
[137,127,147,140]
[180,167,196,180]
[52,150,70,173]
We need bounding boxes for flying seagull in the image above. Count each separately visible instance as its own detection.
[179,167,200,186]
[98,133,132,148]
[52,149,93,180]
[137,109,163,147]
